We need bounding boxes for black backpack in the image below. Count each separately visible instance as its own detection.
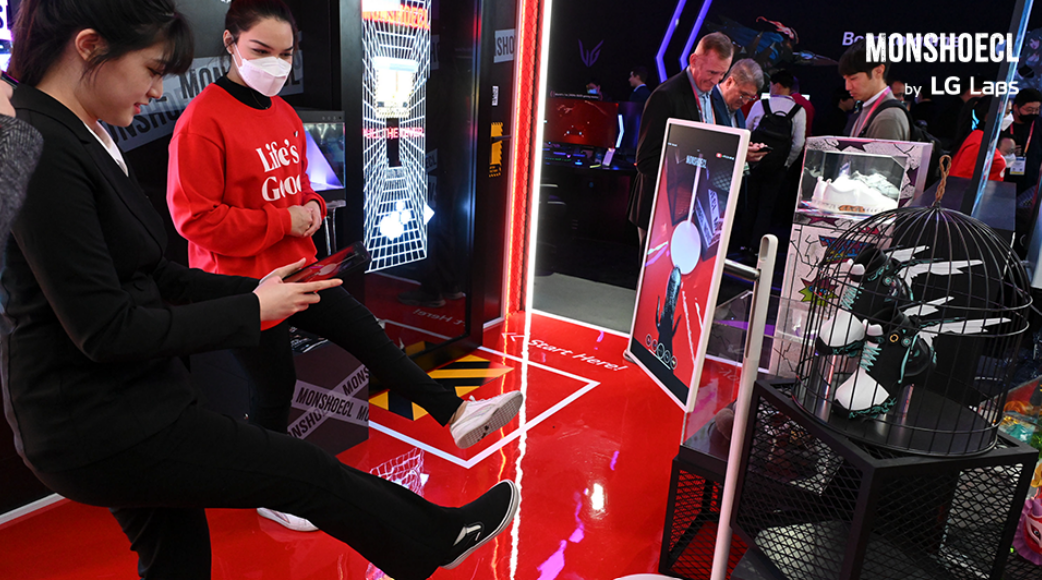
[750,99,802,170]
[858,99,947,187]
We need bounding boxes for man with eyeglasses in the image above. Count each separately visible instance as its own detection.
[1001,88,1041,194]
[713,59,766,262]
[712,59,763,131]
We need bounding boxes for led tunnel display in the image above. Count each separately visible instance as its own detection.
[373,56,419,119]
[362,0,430,272]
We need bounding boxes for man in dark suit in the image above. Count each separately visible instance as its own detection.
[627,32,734,247]
[628,65,652,107]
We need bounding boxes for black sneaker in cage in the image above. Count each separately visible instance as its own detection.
[833,314,935,419]
[817,244,985,356]
[817,246,910,354]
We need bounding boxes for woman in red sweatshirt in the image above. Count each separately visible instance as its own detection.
[168,0,522,531]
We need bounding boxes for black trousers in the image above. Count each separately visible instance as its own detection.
[33,404,462,580]
[233,286,463,432]
[744,164,789,250]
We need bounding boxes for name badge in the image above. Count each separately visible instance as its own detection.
[1011,157,1026,176]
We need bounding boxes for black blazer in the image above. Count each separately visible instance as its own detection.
[628,84,652,107]
[628,70,704,229]
[3,85,261,472]
[711,86,746,130]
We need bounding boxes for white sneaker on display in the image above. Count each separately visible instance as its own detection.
[449,391,524,449]
[256,507,319,532]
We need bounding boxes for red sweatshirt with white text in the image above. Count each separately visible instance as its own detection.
[167,83,326,282]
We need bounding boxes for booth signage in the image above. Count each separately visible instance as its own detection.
[494,29,516,63]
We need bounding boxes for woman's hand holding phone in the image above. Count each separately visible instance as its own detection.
[254,259,342,322]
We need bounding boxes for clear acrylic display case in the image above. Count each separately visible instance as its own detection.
[771,137,934,377]
[798,136,933,216]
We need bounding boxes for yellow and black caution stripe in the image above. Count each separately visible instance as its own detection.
[370,354,513,420]
[403,341,434,356]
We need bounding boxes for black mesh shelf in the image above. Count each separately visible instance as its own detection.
[660,411,749,579]
[732,381,1037,580]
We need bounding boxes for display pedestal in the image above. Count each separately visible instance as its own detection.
[771,208,870,379]
[733,381,1035,580]
[660,413,749,579]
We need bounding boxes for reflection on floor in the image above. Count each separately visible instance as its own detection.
[0,312,743,580]
[365,273,467,342]
[533,230,756,339]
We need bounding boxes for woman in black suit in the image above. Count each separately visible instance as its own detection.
[1,2,517,579]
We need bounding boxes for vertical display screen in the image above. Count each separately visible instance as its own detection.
[302,121,347,192]
[361,0,431,271]
[627,120,749,408]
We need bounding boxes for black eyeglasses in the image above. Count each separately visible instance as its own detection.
[1,71,18,89]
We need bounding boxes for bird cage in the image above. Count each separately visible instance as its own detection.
[791,196,1032,456]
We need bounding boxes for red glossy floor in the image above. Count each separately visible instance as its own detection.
[0,310,742,580]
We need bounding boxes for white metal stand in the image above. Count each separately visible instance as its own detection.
[710,233,778,580]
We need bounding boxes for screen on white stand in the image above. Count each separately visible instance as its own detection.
[626,119,750,409]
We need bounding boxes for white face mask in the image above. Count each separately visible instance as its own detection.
[234,44,292,97]
[1002,112,1014,132]
[1003,153,1017,168]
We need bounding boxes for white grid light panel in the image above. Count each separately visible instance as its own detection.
[362,0,431,272]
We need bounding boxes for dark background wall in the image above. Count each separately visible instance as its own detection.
[547,0,1038,130]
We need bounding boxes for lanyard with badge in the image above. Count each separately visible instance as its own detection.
[854,87,891,136]
[687,73,715,125]
[1010,123,1032,176]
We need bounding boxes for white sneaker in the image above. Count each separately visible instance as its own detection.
[257,507,319,532]
[449,391,523,449]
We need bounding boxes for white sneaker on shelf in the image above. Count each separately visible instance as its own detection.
[450,391,524,449]
[257,507,319,532]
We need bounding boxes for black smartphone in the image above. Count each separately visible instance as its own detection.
[757,144,774,152]
[283,241,371,283]
[1,71,18,89]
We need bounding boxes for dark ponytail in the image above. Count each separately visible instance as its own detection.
[9,0,194,86]
[224,0,299,48]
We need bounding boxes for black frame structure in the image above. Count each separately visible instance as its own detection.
[332,0,504,369]
[731,381,1036,580]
